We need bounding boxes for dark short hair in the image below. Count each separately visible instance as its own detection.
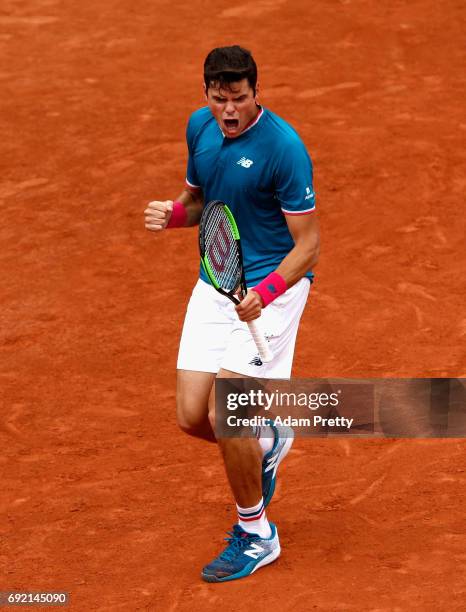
[204,46,258,95]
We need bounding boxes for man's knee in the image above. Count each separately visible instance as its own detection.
[176,371,212,426]
[176,385,217,443]
[176,393,206,433]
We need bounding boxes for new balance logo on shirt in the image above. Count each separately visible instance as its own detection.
[305,186,314,200]
[237,157,254,168]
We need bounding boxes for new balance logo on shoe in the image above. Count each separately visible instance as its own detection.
[243,543,265,559]
[237,157,254,168]
[265,453,280,474]
[249,355,263,366]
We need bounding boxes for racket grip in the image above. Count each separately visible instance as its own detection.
[247,319,274,363]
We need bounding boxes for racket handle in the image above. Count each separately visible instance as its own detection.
[247,319,274,363]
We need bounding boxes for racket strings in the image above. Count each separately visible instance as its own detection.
[205,211,239,288]
[203,206,241,291]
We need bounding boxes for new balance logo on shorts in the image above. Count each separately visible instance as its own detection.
[237,157,254,168]
[249,355,263,367]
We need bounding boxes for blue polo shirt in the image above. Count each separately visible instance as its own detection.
[186,106,316,286]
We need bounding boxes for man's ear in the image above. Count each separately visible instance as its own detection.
[203,83,208,101]
[255,81,260,102]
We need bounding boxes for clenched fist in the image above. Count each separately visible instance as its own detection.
[144,200,173,231]
[235,290,263,322]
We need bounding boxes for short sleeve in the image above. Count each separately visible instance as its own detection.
[185,115,201,191]
[274,140,316,215]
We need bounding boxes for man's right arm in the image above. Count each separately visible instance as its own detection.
[144,187,203,231]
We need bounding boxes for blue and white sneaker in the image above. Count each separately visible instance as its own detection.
[262,422,294,507]
[201,523,280,582]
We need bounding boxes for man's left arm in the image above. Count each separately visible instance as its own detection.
[236,213,320,321]
[274,212,320,287]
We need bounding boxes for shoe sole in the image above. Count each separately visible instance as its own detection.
[263,434,294,507]
[201,544,281,583]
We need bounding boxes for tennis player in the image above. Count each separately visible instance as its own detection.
[144,46,320,582]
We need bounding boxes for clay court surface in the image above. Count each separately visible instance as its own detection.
[1,0,465,609]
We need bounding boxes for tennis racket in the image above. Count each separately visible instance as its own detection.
[199,200,273,363]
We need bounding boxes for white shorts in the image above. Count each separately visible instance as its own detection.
[177,278,310,378]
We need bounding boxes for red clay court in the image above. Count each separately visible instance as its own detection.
[1,0,465,610]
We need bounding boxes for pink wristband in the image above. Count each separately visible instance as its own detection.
[253,272,287,307]
[166,201,187,228]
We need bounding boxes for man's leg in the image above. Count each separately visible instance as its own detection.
[207,368,263,507]
[176,279,236,442]
[176,369,216,442]
[208,368,273,539]
[200,280,310,581]
[201,367,279,582]
[177,366,267,511]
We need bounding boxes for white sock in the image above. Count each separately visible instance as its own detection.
[237,498,272,539]
[255,425,274,456]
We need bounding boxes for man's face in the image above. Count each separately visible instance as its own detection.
[205,78,259,138]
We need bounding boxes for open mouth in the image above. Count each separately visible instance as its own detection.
[224,118,239,131]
